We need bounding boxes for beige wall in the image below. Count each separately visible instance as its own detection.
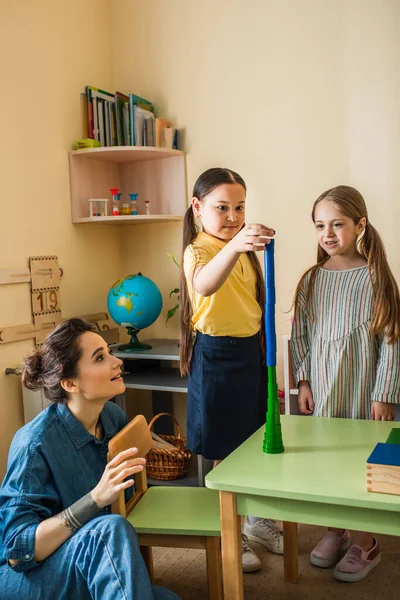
[0,0,122,479]
[1,0,400,476]
[111,0,400,365]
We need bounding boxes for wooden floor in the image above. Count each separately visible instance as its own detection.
[152,524,399,599]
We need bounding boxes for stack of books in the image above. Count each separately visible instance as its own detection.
[80,86,178,149]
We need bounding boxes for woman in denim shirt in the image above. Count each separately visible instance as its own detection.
[0,318,179,600]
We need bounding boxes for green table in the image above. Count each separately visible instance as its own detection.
[205,415,400,600]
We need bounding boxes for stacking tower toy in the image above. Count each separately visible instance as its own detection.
[263,239,284,454]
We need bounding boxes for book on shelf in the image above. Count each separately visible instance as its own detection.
[134,104,155,146]
[105,101,110,147]
[97,99,105,147]
[86,85,115,142]
[115,92,129,146]
[129,93,154,145]
[80,86,178,149]
[122,102,130,145]
[80,92,89,139]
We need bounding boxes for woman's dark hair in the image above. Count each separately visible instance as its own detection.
[22,318,94,403]
[180,167,265,375]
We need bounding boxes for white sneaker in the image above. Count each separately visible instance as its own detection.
[241,534,261,573]
[244,519,284,554]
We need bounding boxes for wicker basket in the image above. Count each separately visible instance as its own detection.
[146,412,192,481]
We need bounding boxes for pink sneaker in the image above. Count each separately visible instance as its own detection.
[333,538,381,582]
[310,530,351,568]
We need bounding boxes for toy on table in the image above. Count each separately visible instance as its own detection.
[110,188,120,216]
[367,427,400,495]
[88,199,108,217]
[107,273,162,351]
[129,193,138,215]
[263,239,284,454]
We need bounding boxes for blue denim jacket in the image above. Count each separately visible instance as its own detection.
[0,401,127,573]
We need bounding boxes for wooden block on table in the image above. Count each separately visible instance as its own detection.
[367,443,400,495]
[367,443,400,466]
[386,428,400,445]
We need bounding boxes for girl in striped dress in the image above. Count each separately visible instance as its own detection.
[291,185,400,583]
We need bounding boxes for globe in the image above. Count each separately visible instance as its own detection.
[107,273,163,351]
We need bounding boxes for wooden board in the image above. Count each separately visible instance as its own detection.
[367,464,400,495]
[0,256,118,348]
[367,442,400,495]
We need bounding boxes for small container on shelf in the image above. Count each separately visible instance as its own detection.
[129,193,138,215]
[110,188,120,216]
[145,200,151,215]
[88,199,108,217]
[120,203,131,216]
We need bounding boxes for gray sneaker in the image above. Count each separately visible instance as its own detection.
[241,534,261,573]
[244,519,284,554]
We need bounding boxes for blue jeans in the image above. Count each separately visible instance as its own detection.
[0,515,180,600]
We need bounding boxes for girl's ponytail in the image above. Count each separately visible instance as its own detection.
[360,222,400,343]
[179,206,199,375]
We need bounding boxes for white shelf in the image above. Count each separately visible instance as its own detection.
[75,215,184,225]
[70,146,185,163]
[112,339,180,361]
[124,368,187,393]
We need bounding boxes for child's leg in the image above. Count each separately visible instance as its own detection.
[244,517,284,554]
[351,531,374,550]
[310,528,351,568]
[333,532,381,583]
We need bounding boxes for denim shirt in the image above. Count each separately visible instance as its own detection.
[0,401,127,573]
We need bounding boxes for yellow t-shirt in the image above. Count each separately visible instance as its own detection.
[183,232,262,337]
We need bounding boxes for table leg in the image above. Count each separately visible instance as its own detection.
[283,521,299,583]
[219,491,243,600]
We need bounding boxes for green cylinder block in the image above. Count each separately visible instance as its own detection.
[263,368,284,454]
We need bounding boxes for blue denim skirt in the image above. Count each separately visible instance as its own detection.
[187,332,267,460]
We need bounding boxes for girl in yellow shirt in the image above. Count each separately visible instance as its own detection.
[180,167,283,572]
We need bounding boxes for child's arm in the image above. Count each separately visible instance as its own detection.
[193,223,274,296]
[370,336,400,420]
[290,281,314,415]
[298,381,314,415]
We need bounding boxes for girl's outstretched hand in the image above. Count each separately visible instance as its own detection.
[298,381,314,415]
[91,448,146,508]
[370,401,395,421]
[230,223,275,253]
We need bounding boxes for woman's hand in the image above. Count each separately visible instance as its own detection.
[298,381,314,415]
[370,402,395,421]
[91,448,146,509]
[229,224,275,253]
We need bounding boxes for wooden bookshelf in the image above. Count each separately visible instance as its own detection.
[69,147,187,224]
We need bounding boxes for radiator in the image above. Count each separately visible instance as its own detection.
[21,386,49,424]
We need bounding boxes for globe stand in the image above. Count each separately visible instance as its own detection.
[118,327,152,352]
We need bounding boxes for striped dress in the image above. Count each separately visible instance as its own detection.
[290,266,400,419]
